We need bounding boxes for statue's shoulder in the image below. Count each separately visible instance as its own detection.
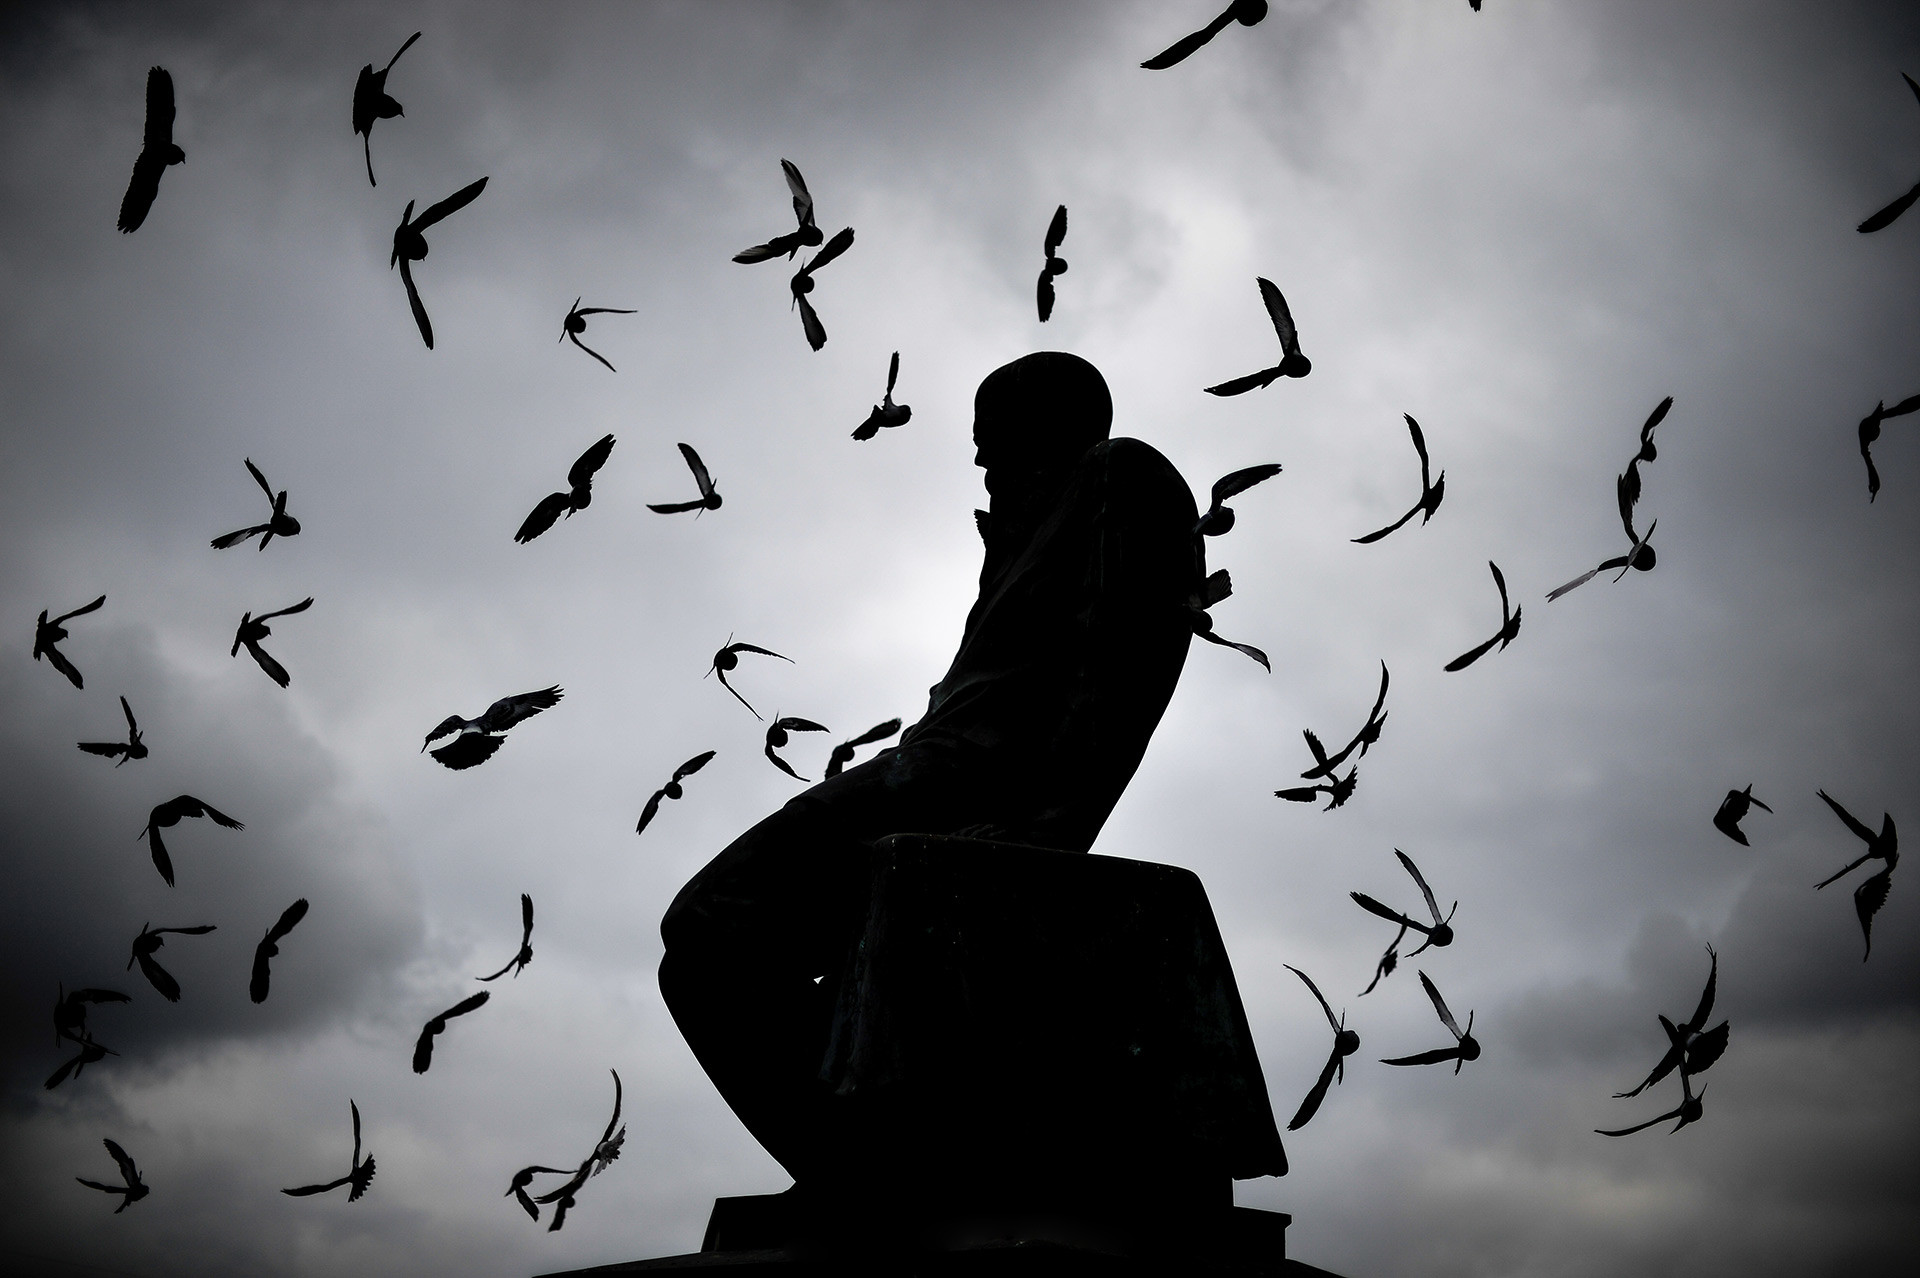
[1083,438,1195,509]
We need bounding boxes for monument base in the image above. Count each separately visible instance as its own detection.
[536,1191,1348,1277]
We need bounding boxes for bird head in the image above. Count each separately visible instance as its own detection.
[1234,0,1269,24]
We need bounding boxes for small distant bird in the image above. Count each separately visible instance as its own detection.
[118,68,184,233]
[76,1139,149,1213]
[128,922,216,1002]
[1284,965,1359,1131]
[46,1037,117,1090]
[1353,849,1456,995]
[1712,785,1773,846]
[707,639,790,718]
[734,159,826,264]
[34,594,106,689]
[477,895,534,981]
[505,1164,575,1222]
[283,1100,376,1201]
[533,1070,625,1233]
[422,686,563,770]
[1141,0,1267,70]
[1186,569,1270,670]
[1204,277,1310,395]
[211,459,302,550]
[1353,415,1446,543]
[78,696,148,766]
[1857,72,1920,234]
[1611,945,1728,1101]
[1381,971,1481,1072]
[1300,662,1389,781]
[1445,561,1521,672]
[647,443,723,515]
[1036,205,1068,322]
[789,227,854,351]
[1596,1069,1706,1137]
[636,751,716,835]
[1275,767,1358,811]
[53,985,130,1049]
[1549,398,1671,600]
[139,795,243,887]
[853,352,913,440]
[231,597,314,688]
[352,32,420,186]
[1815,789,1898,960]
[1857,393,1920,501]
[559,299,636,372]
[250,899,309,1004]
[824,719,902,779]
[764,716,829,781]
[391,177,489,349]
[516,434,616,543]
[413,991,490,1073]
[1194,463,1283,539]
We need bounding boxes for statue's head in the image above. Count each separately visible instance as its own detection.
[973,352,1112,497]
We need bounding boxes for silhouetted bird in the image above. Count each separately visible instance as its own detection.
[478,895,534,981]
[1712,785,1773,846]
[559,299,636,372]
[647,443,723,514]
[1857,73,1920,234]
[1186,569,1270,670]
[1815,789,1898,960]
[283,1100,376,1201]
[789,226,854,351]
[1354,415,1446,543]
[1285,964,1359,1131]
[413,991,489,1073]
[853,352,913,440]
[764,716,829,781]
[139,795,243,887]
[118,68,184,232]
[636,751,716,836]
[78,696,148,766]
[1141,0,1267,70]
[516,434,616,543]
[1596,1069,1706,1137]
[533,1070,625,1233]
[46,1038,117,1090]
[1194,463,1283,538]
[505,1164,574,1222]
[1381,971,1480,1071]
[1300,662,1389,780]
[1204,277,1310,394]
[707,638,789,718]
[1549,398,1670,600]
[1611,945,1728,1101]
[1275,767,1358,811]
[211,459,302,550]
[1857,393,1920,501]
[352,32,419,186]
[391,177,488,349]
[1353,849,1455,995]
[250,899,309,1004]
[824,719,902,778]
[231,596,313,688]
[76,1138,149,1213]
[422,686,563,770]
[53,985,130,1049]
[734,159,826,263]
[128,922,215,1003]
[1036,205,1068,322]
[1445,561,1521,671]
[34,594,105,689]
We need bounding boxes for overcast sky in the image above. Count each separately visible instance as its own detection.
[2,2,1917,1276]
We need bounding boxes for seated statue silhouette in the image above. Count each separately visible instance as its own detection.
[660,352,1280,1231]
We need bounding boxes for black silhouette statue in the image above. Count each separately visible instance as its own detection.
[646,353,1292,1274]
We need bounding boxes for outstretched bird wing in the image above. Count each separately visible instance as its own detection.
[1856,868,1892,960]
[1285,964,1341,1033]
[486,686,564,730]
[1380,1046,1461,1067]
[1141,5,1237,70]
[244,639,291,688]
[1288,1047,1344,1131]
[1043,203,1068,256]
[135,952,181,1002]
[1257,276,1301,359]
[413,177,488,231]
[398,257,433,348]
[674,750,718,782]
[782,158,815,229]
[281,1173,354,1197]
[256,597,315,623]
[515,492,571,544]
[1350,891,1415,930]
[1817,789,1880,845]
[432,734,504,770]
[1396,849,1443,926]
[266,898,310,945]
[1202,367,1281,397]
[1419,971,1463,1039]
[569,435,617,489]
[1211,463,1283,507]
[1858,179,1920,234]
[804,226,855,274]
[54,595,108,625]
